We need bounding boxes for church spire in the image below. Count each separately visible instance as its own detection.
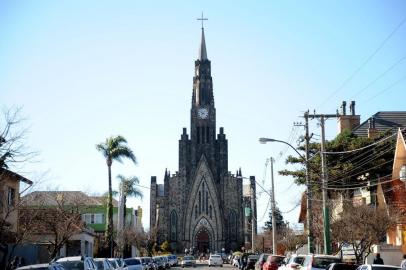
[197,13,208,61]
[199,28,207,61]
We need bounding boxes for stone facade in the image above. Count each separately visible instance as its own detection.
[150,28,255,253]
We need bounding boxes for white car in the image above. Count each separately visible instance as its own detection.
[94,258,115,270]
[124,258,143,270]
[301,255,341,270]
[356,265,400,270]
[57,256,97,270]
[208,254,223,267]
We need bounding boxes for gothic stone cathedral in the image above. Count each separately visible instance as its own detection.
[150,27,256,253]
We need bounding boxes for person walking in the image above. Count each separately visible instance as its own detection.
[400,254,406,270]
[373,253,384,265]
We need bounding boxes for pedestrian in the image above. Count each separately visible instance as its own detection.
[400,254,406,270]
[373,253,384,265]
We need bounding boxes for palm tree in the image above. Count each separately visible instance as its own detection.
[96,135,136,255]
[116,174,143,226]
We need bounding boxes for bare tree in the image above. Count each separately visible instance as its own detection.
[20,192,88,259]
[0,107,37,171]
[331,203,397,264]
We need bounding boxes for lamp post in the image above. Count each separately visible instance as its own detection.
[259,137,314,254]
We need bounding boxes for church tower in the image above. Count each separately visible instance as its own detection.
[150,24,252,254]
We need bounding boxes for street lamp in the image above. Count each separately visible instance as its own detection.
[259,138,305,159]
[259,137,314,254]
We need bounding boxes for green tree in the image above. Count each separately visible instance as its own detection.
[160,240,171,253]
[96,135,136,255]
[116,174,143,225]
[264,207,286,232]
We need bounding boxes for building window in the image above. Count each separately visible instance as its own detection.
[197,127,200,144]
[206,127,209,143]
[205,191,209,215]
[82,213,104,224]
[229,210,237,240]
[209,205,212,219]
[7,187,15,207]
[170,211,177,241]
[195,205,198,219]
[199,191,201,214]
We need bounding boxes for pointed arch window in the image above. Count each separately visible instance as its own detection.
[205,191,209,215]
[209,205,212,219]
[170,211,177,241]
[199,191,202,214]
[195,205,198,219]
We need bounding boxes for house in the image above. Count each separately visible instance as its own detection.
[0,169,32,269]
[0,169,33,233]
[378,129,406,254]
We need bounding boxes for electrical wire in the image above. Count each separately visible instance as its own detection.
[322,132,398,154]
[350,54,406,99]
[318,14,406,109]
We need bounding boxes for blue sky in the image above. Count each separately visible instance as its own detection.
[1,1,406,230]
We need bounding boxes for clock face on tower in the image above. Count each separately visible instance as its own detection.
[197,108,209,119]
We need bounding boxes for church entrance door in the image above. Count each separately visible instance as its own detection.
[196,228,210,253]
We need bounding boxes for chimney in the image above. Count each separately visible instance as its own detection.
[368,117,379,139]
[341,101,347,115]
[350,101,356,115]
[337,101,361,134]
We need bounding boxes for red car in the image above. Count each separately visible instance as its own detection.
[263,256,285,270]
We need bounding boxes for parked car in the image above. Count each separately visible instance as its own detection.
[279,255,305,270]
[255,253,271,270]
[57,256,97,270]
[356,265,400,270]
[139,257,154,270]
[262,255,285,270]
[94,258,115,270]
[208,254,223,267]
[301,255,341,270]
[326,263,359,270]
[240,254,256,270]
[108,259,127,270]
[166,255,178,267]
[154,257,169,269]
[181,256,196,268]
[244,255,259,270]
[17,263,65,270]
[124,258,143,270]
[152,257,165,270]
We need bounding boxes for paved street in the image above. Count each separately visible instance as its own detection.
[172,262,235,270]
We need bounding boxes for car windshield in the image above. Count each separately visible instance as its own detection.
[211,255,221,258]
[313,258,341,269]
[58,261,84,270]
[184,256,194,260]
[125,259,141,265]
[108,260,118,269]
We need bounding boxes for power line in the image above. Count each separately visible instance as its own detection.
[318,14,406,109]
[364,74,406,103]
[350,54,406,99]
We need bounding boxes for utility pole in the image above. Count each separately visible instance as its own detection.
[270,157,277,254]
[304,111,314,254]
[309,112,338,255]
[320,115,331,255]
[250,176,256,253]
[295,112,314,254]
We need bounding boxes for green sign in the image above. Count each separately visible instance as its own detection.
[244,207,251,217]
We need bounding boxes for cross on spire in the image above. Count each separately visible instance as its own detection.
[197,12,208,29]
